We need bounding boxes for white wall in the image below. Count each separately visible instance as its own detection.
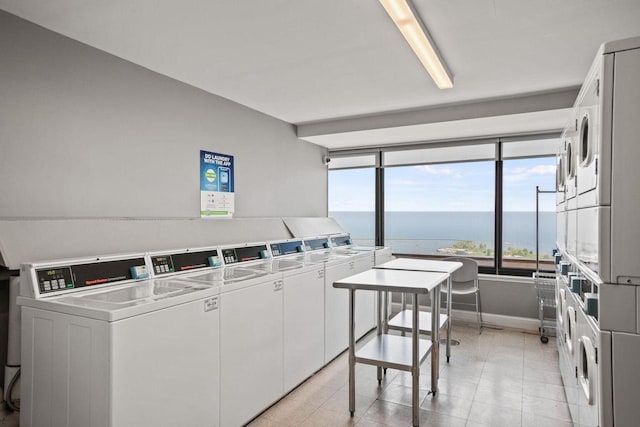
[0,11,327,219]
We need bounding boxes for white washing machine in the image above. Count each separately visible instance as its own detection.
[330,233,394,266]
[175,242,284,427]
[302,236,374,362]
[267,239,326,392]
[18,253,221,427]
[330,234,379,335]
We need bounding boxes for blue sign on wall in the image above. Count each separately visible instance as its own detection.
[200,150,235,218]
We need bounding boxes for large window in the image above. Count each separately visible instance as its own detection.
[385,161,495,267]
[328,168,375,246]
[327,135,559,275]
[502,157,556,270]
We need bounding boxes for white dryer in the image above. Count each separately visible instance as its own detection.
[565,112,579,210]
[556,133,568,253]
[576,54,604,207]
[18,253,221,427]
[563,114,579,258]
[576,40,640,284]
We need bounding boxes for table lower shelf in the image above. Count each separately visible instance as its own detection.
[387,309,448,334]
[355,334,432,371]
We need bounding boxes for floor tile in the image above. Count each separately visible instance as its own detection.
[523,381,567,402]
[261,394,322,426]
[420,391,474,420]
[320,390,377,417]
[521,412,574,427]
[522,395,573,423]
[467,400,523,427]
[379,383,430,408]
[300,407,360,427]
[418,410,467,427]
[362,400,416,427]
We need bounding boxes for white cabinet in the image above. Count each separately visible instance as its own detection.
[324,256,375,363]
[283,267,325,392]
[220,279,284,427]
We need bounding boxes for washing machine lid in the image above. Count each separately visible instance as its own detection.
[306,251,350,263]
[179,265,268,284]
[18,278,219,322]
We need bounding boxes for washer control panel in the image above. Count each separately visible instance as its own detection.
[221,244,269,265]
[303,237,330,252]
[150,249,220,276]
[331,234,352,247]
[34,257,147,295]
[270,240,304,257]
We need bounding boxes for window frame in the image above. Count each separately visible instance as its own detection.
[328,133,559,276]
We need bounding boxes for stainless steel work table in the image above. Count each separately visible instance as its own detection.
[333,269,449,427]
[375,258,463,364]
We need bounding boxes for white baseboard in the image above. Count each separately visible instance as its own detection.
[450,308,540,331]
[390,302,541,332]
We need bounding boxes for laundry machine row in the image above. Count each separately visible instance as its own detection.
[17,233,389,427]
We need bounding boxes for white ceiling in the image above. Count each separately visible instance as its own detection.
[2,0,640,147]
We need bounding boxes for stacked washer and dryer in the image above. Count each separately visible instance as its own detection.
[556,36,640,427]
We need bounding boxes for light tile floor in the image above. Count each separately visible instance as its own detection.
[249,322,571,427]
[0,322,569,427]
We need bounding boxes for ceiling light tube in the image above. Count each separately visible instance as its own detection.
[379,0,453,89]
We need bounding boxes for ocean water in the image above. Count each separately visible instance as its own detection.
[329,211,556,257]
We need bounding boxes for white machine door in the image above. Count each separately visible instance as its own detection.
[577,70,601,203]
[557,288,566,328]
[566,306,576,355]
[565,135,578,202]
[578,335,596,405]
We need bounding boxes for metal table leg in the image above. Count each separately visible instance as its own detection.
[430,284,440,395]
[383,291,389,333]
[412,293,420,427]
[349,289,356,417]
[401,292,406,336]
[383,290,389,376]
[377,290,383,385]
[447,276,452,363]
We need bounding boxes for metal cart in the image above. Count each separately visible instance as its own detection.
[533,271,557,343]
[534,186,557,344]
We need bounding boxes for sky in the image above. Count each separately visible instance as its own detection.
[328,157,557,212]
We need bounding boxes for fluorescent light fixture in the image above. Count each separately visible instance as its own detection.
[379,0,453,89]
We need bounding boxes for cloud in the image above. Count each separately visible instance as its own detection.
[414,165,462,179]
[388,178,424,186]
[504,164,555,183]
